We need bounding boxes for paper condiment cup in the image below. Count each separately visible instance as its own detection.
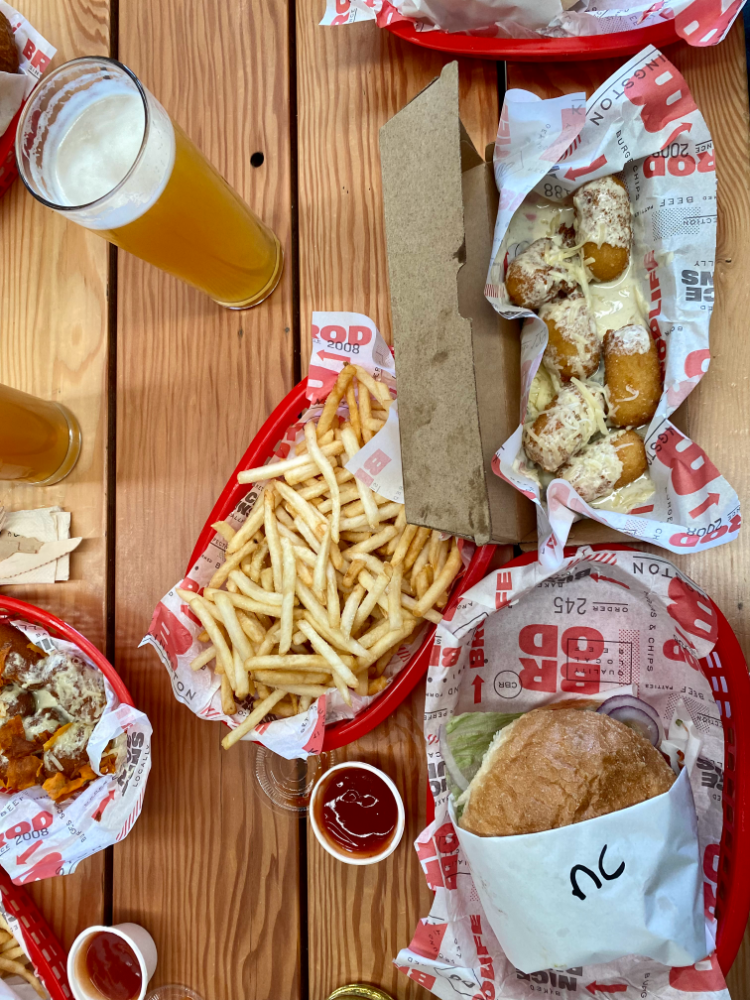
[67,923,157,1000]
[309,761,405,866]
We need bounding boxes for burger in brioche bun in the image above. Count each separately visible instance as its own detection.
[457,706,675,837]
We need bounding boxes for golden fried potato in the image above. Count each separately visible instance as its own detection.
[574,175,631,283]
[614,429,648,488]
[523,383,606,473]
[604,324,661,428]
[540,292,600,382]
[559,430,647,503]
[505,238,577,311]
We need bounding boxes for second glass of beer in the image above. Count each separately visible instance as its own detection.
[16,58,283,309]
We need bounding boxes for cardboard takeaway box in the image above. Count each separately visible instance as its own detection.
[380,62,628,549]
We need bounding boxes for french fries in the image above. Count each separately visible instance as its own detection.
[191,365,464,749]
[0,914,45,998]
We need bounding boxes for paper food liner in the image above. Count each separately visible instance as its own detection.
[482,45,740,570]
[321,0,746,47]
[396,546,730,999]
[0,2,55,139]
[0,617,151,884]
[142,311,469,761]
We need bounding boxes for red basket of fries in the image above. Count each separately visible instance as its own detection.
[184,377,495,753]
[423,544,750,977]
[0,866,69,999]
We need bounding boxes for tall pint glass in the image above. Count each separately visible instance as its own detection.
[16,58,283,309]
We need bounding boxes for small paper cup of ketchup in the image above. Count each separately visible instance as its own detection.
[309,761,405,865]
[67,922,157,1000]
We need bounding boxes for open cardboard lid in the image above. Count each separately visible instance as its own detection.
[380,62,533,545]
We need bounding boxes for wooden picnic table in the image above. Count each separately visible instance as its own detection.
[0,1,748,998]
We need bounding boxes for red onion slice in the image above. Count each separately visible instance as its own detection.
[597,694,664,747]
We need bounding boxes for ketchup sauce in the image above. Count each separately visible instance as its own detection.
[314,766,398,858]
[78,932,143,1000]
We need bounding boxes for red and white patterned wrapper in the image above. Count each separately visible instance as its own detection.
[0,619,151,884]
[142,312,460,760]
[321,0,745,47]
[483,46,740,570]
[396,546,731,999]
[0,3,55,199]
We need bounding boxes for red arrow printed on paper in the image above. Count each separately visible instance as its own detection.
[316,350,348,364]
[471,675,484,704]
[689,493,721,519]
[587,983,628,995]
[564,154,608,181]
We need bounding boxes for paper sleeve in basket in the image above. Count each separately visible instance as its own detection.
[483,46,740,570]
[0,3,55,138]
[142,311,452,760]
[395,546,730,999]
[320,0,746,48]
[0,620,151,885]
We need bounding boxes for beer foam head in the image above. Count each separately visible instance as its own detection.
[51,90,146,207]
[20,63,175,231]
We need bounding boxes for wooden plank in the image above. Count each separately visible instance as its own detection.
[0,0,111,950]
[297,7,499,367]
[509,23,750,992]
[112,2,299,997]
[296,7,499,996]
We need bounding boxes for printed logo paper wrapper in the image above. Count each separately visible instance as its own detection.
[321,0,746,47]
[484,46,739,570]
[0,619,151,884]
[0,2,55,199]
[396,546,730,999]
[142,312,451,761]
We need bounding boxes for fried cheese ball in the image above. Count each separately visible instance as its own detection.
[539,292,600,382]
[604,324,661,428]
[573,176,631,282]
[505,238,577,310]
[559,430,648,503]
[523,383,606,473]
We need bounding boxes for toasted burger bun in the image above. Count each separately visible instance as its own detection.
[458,707,674,837]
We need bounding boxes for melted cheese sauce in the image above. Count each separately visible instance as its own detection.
[590,472,656,515]
[507,192,654,511]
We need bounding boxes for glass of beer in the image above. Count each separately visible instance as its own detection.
[16,58,283,309]
[0,383,82,485]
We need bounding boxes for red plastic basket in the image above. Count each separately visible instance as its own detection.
[0,597,135,1000]
[385,17,679,61]
[186,377,496,752]
[0,105,22,200]
[0,867,70,1000]
[424,545,750,975]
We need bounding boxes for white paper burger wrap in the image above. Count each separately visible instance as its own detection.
[0,619,151,884]
[321,0,746,47]
[142,312,462,760]
[481,46,740,570]
[396,547,731,998]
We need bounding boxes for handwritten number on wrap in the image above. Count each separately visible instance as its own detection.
[570,845,625,900]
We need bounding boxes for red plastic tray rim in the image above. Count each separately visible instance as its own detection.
[385,14,680,60]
